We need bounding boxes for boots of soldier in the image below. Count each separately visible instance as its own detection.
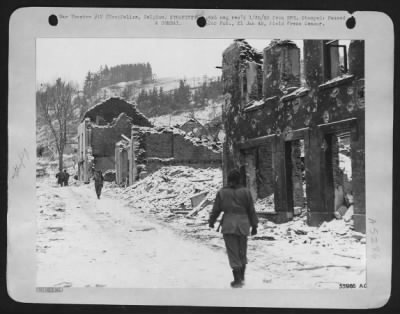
[230,268,243,288]
[241,265,246,283]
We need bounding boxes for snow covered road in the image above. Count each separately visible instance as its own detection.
[36,175,366,290]
[36,179,264,288]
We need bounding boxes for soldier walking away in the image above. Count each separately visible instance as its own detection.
[55,170,65,186]
[94,170,104,199]
[209,169,258,288]
[63,169,70,186]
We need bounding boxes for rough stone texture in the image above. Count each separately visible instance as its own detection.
[351,113,365,233]
[257,144,274,198]
[78,99,151,182]
[349,40,365,79]
[103,170,116,182]
[263,40,301,98]
[131,126,222,175]
[83,97,153,126]
[222,39,365,232]
[92,113,133,155]
[146,158,221,174]
[244,62,263,103]
[146,132,174,158]
[95,156,115,172]
[290,140,304,207]
[303,40,326,89]
[180,118,208,138]
[115,141,129,185]
[244,149,258,201]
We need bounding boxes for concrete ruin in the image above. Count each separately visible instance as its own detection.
[221,39,365,232]
[78,97,222,185]
[179,118,208,138]
[77,97,152,182]
[130,126,222,177]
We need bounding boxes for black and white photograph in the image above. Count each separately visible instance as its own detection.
[7,8,393,308]
[35,38,366,289]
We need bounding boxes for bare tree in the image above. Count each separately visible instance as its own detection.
[37,78,75,171]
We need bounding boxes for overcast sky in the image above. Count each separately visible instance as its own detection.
[37,38,297,88]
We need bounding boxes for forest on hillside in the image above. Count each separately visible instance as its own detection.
[83,63,153,100]
[135,78,223,117]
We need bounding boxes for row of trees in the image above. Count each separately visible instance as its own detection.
[83,63,153,100]
[135,78,223,117]
[36,78,75,170]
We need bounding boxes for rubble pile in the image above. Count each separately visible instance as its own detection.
[253,214,365,250]
[136,126,223,153]
[235,39,263,65]
[106,166,223,219]
[103,165,364,258]
[254,195,275,212]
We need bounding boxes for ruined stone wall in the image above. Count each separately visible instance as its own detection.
[172,135,221,162]
[257,144,274,198]
[95,156,115,172]
[133,126,222,173]
[146,158,221,174]
[145,132,174,158]
[91,114,133,158]
[222,39,365,231]
[263,40,301,98]
[115,142,129,185]
[291,140,304,207]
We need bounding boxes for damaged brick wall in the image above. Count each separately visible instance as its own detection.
[132,126,222,176]
[78,97,152,179]
[91,113,132,165]
[222,39,365,231]
[263,40,301,98]
[290,140,304,208]
[257,144,274,198]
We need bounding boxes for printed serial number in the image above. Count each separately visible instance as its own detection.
[36,287,63,293]
[339,283,367,289]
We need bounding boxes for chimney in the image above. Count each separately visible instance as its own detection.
[303,40,341,89]
[348,40,364,79]
[263,40,301,98]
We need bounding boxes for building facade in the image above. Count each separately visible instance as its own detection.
[77,97,152,182]
[222,39,365,232]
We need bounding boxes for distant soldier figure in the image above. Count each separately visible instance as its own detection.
[94,170,104,199]
[209,169,259,288]
[63,169,70,186]
[55,170,65,186]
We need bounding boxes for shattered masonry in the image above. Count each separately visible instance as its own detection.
[222,39,365,233]
[130,126,222,177]
[77,97,153,183]
[78,97,222,186]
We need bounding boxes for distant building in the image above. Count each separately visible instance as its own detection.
[179,118,208,138]
[77,97,152,182]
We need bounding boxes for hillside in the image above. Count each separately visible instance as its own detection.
[96,76,219,101]
[36,74,224,157]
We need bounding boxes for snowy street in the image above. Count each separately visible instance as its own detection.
[36,168,366,290]
[37,178,232,288]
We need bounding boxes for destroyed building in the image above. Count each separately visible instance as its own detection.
[77,97,153,182]
[221,39,365,232]
[180,118,208,138]
[123,126,222,183]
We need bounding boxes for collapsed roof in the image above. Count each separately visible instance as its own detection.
[83,97,153,127]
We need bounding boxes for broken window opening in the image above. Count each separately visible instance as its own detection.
[285,139,307,216]
[325,40,348,80]
[241,144,275,212]
[332,132,353,221]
